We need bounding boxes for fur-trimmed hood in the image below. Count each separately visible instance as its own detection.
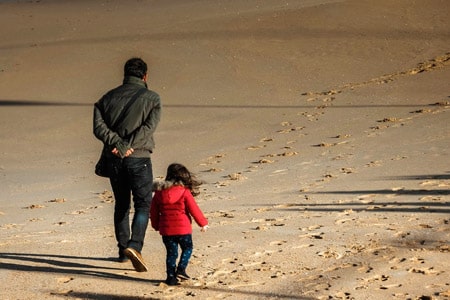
[152,180,187,204]
[152,180,184,191]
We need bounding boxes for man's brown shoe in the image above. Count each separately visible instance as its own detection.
[123,248,148,272]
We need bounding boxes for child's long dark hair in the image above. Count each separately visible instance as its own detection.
[165,163,202,196]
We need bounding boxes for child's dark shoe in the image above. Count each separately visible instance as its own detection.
[165,276,179,286]
[176,268,190,280]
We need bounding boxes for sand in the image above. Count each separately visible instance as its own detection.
[0,0,449,299]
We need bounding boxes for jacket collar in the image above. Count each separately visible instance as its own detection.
[123,76,146,87]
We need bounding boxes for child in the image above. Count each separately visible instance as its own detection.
[150,163,209,286]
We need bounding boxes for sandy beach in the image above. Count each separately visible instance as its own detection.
[0,0,449,299]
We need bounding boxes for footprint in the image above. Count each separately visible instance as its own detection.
[66,210,86,215]
[366,160,382,167]
[419,196,443,202]
[277,126,305,133]
[357,194,377,200]
[254,207,272,213]
[430,101,450,107]
[29,218,43,222]
[340,167,355,174]
[313,141,348,147]
[317,248,343,259]
[379,283,402,290]
[259,137,273,142]
[96,190,114,203]
[419,180,439,186]
[377,117,401,123]
[300,232,324,240]
[24,204,46,209]
[209,268,235,277]
[335,218,356,225]
[307,225,323,231]
[410,108,433,114]
[253,159,274,164]
[56,276,74,283]
[246,145,264,150]
[219,212,235,218]
[314,142,334,147]
[333,134,351,138]
[322,173,337,179]
[407,267,439,275]
[48,198,66,203]
[204,167,223,172]
[1,223,23,229]
[214,181,229,187]
[277,151,298,157]
[54,222,68,226]
[249,250,275,258]
[225,173,247,180]
[269,240,287,246]
[292,244,314,249]
[357,265,374,273]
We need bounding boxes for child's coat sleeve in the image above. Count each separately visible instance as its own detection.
[184,190,208,227]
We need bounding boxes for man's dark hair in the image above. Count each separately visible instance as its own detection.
[124,57,147,79]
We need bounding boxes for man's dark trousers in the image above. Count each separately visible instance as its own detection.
[109,156,153,256]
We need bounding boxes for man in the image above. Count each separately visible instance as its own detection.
[93,57,161,272]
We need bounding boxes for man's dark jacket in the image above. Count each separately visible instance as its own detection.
[93,76,161,158]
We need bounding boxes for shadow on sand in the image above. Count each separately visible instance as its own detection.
[0,252,312,300]
[273,173,450,214]
[0,99,437,109]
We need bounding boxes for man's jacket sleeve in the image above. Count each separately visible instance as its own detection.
[93,101,127,148]
[130,94,161,150]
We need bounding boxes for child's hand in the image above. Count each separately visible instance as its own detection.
[200,225,209,232]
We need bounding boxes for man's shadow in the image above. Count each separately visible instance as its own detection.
[0,252,158,283]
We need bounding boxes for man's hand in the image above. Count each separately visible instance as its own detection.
[200,225,209,232]
[112,147,134,158]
